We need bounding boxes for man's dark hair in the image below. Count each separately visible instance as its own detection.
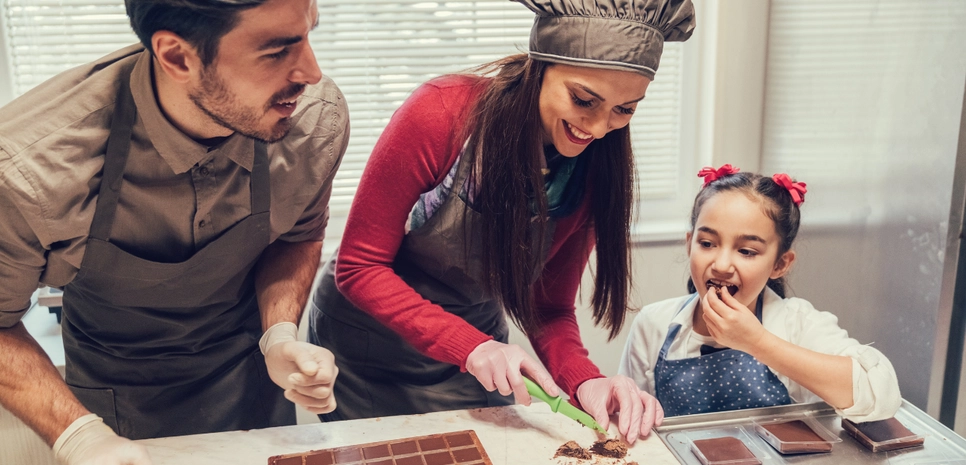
[125,0,267,66]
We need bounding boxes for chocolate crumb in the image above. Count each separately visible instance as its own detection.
[590,439,628,459]
[627,462,639,465]
[554,440,592,460]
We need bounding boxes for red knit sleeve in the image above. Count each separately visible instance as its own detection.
[528,198,605,406]
[334,76,493,369]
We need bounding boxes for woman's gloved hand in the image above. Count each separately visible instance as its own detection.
[576,375,664,444]
[465,340,560,406]
[54,414,152,465]
[261,322,339,414]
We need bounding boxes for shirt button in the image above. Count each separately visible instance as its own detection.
[199,166,210,177]
[198,220,206,228]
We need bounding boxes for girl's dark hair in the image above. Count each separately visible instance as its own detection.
[466,54,634,340]
[125,0,266,66]
[685,172,802,297]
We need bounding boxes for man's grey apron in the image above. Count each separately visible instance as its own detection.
[310,150,555,421]
[61,66,293,439]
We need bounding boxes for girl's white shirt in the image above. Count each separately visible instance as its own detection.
[617,287,902,422]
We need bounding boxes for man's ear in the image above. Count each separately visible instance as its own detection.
[152,30,201,83]
[771,250,796,279]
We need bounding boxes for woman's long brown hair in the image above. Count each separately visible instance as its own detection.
[464,54,634,340]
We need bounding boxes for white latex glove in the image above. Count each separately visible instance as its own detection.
[260,322,338,414]
[465,340,559,406]
[53,414,152,465]
[576,375,664,444]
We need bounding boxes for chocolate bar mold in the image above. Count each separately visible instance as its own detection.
[267,430,492,465]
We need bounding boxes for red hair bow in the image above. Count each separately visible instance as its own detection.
[772,173,807,206]
[697,164,740,186]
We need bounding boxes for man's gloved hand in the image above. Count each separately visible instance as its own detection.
[53,414,152,465]
[465,340,560,406]
[576,375,664,445]
[260,322,338,414]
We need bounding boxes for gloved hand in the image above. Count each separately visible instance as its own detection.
[576,375,664,444]
[53,414,152,465]
[465,340,559,406]
[261,322,339,414]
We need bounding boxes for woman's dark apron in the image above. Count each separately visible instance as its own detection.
[653,294,792,417]
[310,150,555,421]
[60,66,293,439]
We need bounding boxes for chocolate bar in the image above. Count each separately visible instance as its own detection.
[757,420,833,454]
[691,437,761,465]
[842,417,924,453]
[267,430,492,465]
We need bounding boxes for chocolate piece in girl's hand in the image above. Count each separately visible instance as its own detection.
[842,417,924,453]
[691,437,761,465]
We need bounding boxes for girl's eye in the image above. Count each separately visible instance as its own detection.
[266,48,290,60]
[699,240,713,248]
[571,94,594,107]
[615,105,635,116]
[739,249,759,257]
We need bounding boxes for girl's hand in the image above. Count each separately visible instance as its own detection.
[576,376,664,444]
[702,288,766,354]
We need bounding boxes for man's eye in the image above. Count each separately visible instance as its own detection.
[266,48,290,60]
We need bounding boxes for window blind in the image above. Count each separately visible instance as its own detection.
[3,0,686,229]
[762,0,966,205]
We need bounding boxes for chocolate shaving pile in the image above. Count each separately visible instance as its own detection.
[554,440,592,460]
[589,439,628,459]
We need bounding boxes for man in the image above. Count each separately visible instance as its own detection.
[0,0,345,463]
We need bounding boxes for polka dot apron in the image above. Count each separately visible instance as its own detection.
[653,293,792,417]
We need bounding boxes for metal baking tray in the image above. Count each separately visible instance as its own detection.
[654,401,966,465]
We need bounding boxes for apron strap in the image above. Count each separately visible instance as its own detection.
[657,293,697,360]
[89,66,137,241]
[251,141,270,214]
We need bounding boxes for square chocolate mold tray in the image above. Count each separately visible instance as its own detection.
[267,430,492,465]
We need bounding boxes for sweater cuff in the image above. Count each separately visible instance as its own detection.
[556,362,604,409]
[435,324,493,370]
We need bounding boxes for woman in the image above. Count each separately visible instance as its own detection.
[306,0,695,443]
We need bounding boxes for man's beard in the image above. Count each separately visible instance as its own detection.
[189,67,304,143]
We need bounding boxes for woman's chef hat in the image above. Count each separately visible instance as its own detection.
[513,0,696,79]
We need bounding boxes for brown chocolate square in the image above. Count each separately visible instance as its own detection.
[305,451,334,465]
[394,457,424,465]
[274,457,303,465]
[692,437,761,465]
[418,437,447,451]
[423,451,454,465]
[452,448,482,462]
[391,441,419,455]
[333,447,363,462]
[364,444,391,459]
[444,433,474,448]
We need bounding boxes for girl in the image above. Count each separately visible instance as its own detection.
[302,0,694,443]
[618,165,901,421]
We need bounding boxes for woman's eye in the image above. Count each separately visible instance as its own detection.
[571,94,594,107]
[615,105,635,116]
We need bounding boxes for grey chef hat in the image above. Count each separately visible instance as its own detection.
[513,0,696,79]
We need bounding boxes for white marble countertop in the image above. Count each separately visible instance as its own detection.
[139,403,679,465]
